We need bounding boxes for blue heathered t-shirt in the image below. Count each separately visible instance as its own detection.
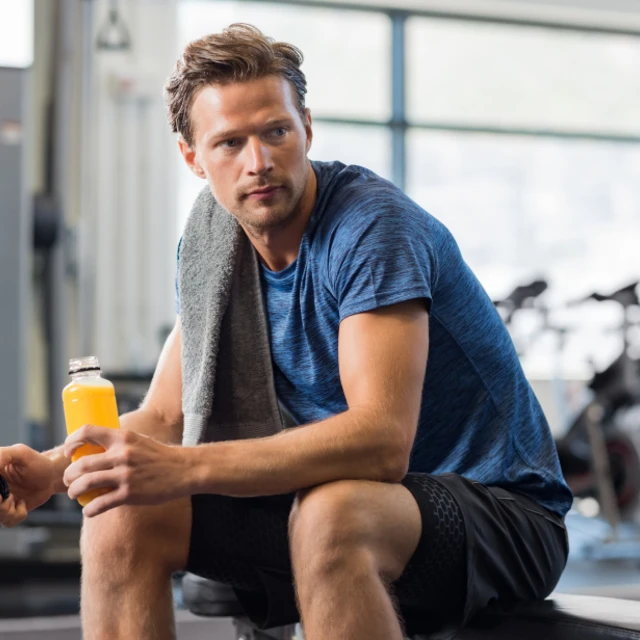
[177,160,573,517]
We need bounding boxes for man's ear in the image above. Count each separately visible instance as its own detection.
[178,136,206,179]
[304,108,313,153]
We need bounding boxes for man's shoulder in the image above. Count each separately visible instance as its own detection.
[312,161,433,239]
[315,160,407,207]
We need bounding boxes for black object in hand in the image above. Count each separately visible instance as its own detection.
[0,475,10,501]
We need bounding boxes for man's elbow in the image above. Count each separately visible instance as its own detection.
[377,428,413,483]
[380,453,411,483]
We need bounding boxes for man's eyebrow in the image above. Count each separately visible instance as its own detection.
[206,118,294,145]
[205,127,243,144]
[263,117,293,127]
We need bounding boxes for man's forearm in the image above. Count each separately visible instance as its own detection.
[184,408,410,497]
[120,406,183,444]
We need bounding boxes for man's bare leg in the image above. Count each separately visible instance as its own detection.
[80,497,192,640]
[289,480,422,640]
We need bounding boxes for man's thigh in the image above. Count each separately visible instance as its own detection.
[404,473,569,628]
[186,492,296,594]
[392,474,467,620]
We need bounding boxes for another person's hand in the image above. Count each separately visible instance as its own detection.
[0,445,57,527]
[63,426,188,518]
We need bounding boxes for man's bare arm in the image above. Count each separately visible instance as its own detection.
[184,300,429,496]
[123,317,184,443]
[46,318,184,493]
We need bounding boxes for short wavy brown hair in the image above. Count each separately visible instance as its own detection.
[164,23,307,147]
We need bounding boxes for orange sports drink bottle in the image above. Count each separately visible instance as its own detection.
[62,356,120,506]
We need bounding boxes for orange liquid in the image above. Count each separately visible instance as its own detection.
[62,379,120,507]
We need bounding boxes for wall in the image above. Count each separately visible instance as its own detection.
[88,0,179,373]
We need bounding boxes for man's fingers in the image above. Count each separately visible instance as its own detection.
[12,499,27,524]
[67,471,117,501]
[82,488,127,518]
[0,494,27,528]
[63,453,113,488]
[0,444,26,466]
[0,493,15,512]
[64,425,120,457]
[0,448,15,473]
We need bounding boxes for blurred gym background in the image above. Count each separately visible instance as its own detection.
[1,0,640,637]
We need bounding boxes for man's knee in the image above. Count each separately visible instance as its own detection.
[289,479,421,585]
[289,480,379,579]
[81,498,192,575]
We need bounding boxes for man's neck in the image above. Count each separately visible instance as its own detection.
[243,165,317,272]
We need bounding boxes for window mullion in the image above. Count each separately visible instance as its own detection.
[391,11,407,191]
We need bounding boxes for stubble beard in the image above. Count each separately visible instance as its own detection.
[232,182,306,237]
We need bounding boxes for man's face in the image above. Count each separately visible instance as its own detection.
[180,76,313,235]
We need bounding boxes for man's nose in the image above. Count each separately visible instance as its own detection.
[246,137,274,175]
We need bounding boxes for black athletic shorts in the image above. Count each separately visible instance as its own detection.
[185,473,569,638]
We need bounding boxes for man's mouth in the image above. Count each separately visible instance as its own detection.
[246,185,281,199]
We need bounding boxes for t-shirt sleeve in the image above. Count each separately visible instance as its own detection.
[328,200,437,321]
[175,237,182,315]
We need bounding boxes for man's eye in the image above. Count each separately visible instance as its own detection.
[224,139,239,148]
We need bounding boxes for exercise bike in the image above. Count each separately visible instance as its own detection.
[554,284,640,560]
[496,279,640,558]
[554,283,640,517]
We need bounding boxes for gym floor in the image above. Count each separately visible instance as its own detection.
[0,612,234,640]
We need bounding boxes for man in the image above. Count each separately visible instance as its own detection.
[0,24,571,640]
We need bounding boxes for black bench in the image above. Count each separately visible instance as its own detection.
[182,573,640,639]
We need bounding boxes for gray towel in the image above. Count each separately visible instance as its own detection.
[178,187,284,446]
